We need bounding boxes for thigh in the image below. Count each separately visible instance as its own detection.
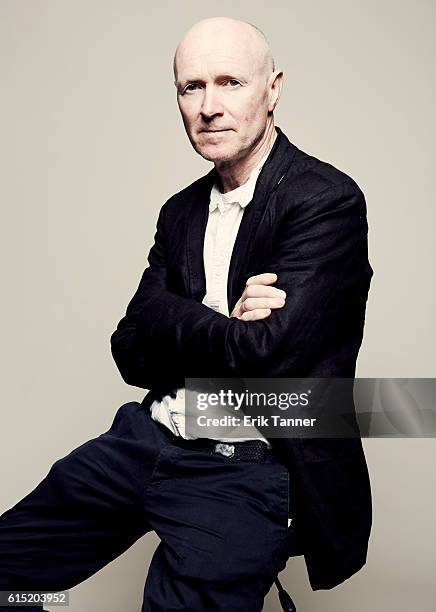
[0,402,162,592]
[142,446,290,611]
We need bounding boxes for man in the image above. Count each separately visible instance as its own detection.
[0,16,372,612]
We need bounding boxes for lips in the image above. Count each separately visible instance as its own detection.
[200,129,230,133]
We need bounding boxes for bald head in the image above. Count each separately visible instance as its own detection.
[173,17,275,82]
[173,16,283,170]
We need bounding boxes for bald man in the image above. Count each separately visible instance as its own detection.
[0,16,372,612]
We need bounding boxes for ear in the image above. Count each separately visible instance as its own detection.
[267,70,284,113]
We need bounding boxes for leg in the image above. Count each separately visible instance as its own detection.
[0,402,166,610]
[141,440,290,611]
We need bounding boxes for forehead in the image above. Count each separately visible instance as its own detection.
[177,53,255,83]
[176,32,261,82]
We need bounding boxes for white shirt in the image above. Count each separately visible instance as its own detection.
[150,151,272,449]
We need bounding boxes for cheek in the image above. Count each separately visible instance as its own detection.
[179,102,197,130]
[238,93,267,126]
[242,101,263,126]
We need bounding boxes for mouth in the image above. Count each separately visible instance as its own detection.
[200,129,231,134]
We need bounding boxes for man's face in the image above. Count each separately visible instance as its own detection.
[174,29,273,165]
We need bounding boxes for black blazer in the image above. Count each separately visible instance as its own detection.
[110,127,373,590]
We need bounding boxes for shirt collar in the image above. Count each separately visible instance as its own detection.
[209,149,271,213]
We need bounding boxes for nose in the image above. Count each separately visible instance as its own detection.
[200,85,224,121]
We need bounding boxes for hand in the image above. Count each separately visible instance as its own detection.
[230,273,286,321]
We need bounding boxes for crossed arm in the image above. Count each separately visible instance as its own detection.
[111,181,370,391]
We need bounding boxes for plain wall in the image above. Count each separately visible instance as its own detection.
[1,1,435,610]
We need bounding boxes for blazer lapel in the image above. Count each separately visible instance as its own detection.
[185,171,215,301]
[227,128,298,312]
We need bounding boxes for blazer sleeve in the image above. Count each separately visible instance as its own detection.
[111,181,372,386]
[110,201,182,391]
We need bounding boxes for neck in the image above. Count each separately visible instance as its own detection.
[214,121,277,193]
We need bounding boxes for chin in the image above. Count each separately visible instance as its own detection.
[196,143,238,164]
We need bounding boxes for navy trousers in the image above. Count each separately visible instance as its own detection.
[0,401,291,611]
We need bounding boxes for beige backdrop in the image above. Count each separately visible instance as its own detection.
[1,1,435,611]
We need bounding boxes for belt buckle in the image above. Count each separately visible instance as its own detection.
[214,442,235,458]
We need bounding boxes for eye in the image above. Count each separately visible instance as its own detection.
[184,82,202,93]
[225,79,241,87]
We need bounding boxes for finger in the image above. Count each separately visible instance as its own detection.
[246,273,277,286]
[240,308,272,321]
[245,285,286,299]
[230,292,250,317]
[243,297,286,311]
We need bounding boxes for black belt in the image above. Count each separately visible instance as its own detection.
[173,437,270,463]
[161,426,270,463]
